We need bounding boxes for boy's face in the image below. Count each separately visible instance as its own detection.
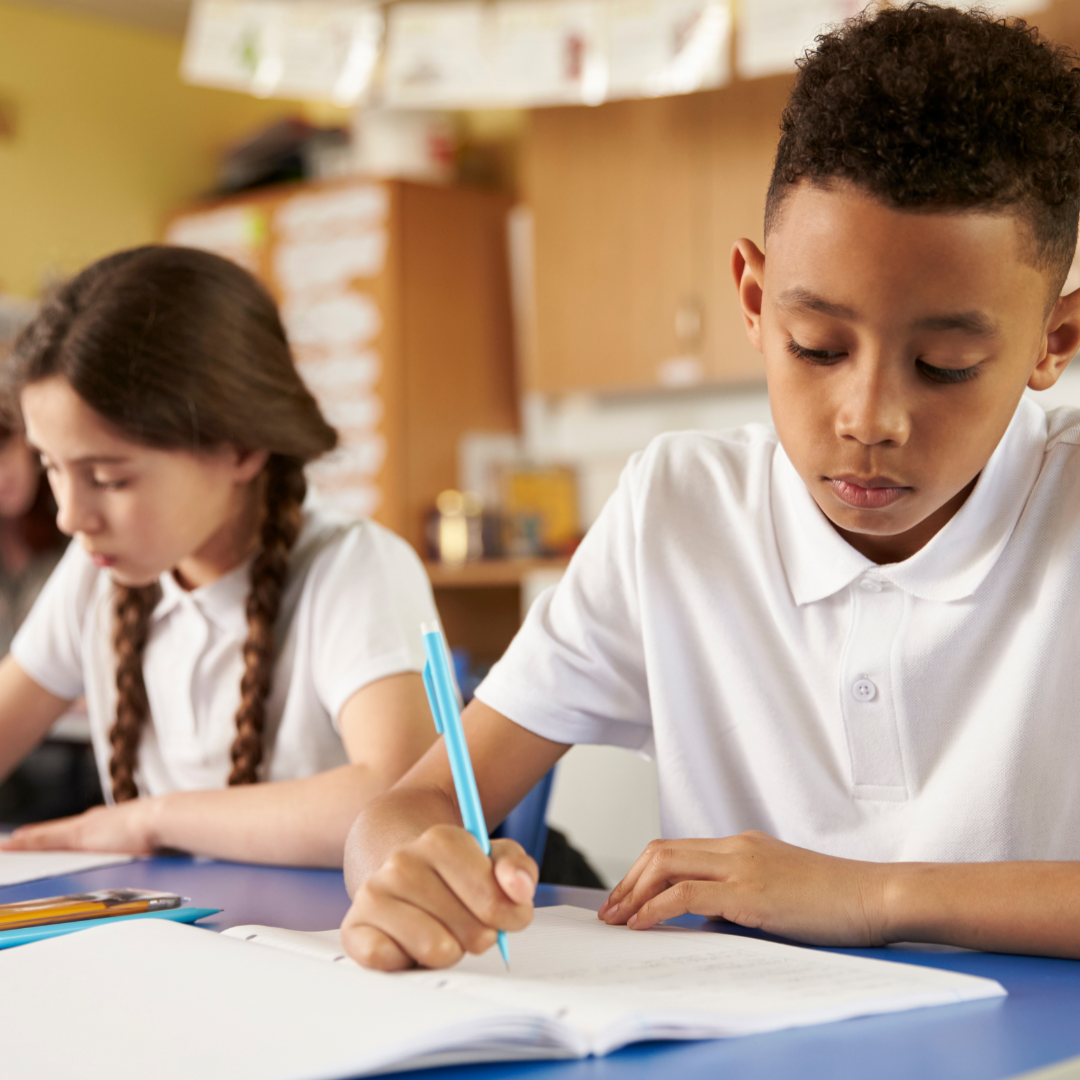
[734,182,1080,563]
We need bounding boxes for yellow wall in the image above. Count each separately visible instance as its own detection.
[0,1,305,297]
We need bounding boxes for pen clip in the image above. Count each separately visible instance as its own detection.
[423,662,444,735]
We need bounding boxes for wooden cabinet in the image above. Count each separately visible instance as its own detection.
[522,75,792,395]
[166,178,518,552]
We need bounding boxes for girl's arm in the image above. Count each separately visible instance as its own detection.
[0,656,72,784]
[2,671,439,867]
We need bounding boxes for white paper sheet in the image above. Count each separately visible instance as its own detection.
[0,850,135,888]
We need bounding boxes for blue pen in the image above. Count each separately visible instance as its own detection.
[421,620,510,968]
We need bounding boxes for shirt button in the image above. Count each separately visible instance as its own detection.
[852,678,878,702]
[859,577,883,592]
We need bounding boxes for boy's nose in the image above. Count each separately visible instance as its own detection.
[834,366,911,447]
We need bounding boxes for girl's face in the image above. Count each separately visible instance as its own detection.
[0,435,42,520]
[21,376,268,588]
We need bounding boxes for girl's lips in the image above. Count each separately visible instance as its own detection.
[89,553,118,569]
[827,477,909,509]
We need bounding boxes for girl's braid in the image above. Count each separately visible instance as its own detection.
[227,457,305,786]
[109,583,162,802]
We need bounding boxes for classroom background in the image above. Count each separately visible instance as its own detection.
[3,0,1080,886]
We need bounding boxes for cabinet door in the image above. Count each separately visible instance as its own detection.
[524,78,796,395]
[702,74,792,386]
[525,93,713,394]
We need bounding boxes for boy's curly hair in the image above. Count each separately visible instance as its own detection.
[766,3,1080,292]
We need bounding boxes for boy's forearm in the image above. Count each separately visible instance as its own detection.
[342,784,461,897]
[883,860,1080,958]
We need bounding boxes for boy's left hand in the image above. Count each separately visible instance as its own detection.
[598,831,891,947]
[0,801,161,855]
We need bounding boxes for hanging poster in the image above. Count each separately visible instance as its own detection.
[736,0,866,79]
[182,0,383,104]
[605,0,731,99]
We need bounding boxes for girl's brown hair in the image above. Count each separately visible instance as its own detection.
[4,246,338,801]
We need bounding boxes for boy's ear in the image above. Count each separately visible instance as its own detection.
[731,239,766,353]
[1030,286,1080,391]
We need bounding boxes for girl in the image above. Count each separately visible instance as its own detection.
[0,245,437,867]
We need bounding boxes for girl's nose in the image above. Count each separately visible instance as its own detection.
[53,479,101,538]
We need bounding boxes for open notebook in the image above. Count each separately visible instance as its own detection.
[1,905,1005,1080]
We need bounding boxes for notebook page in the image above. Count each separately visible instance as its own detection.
[422,906,1005,1047]
[228,906,1006,1053]
[0,916,580,1080]
[0,849,134,887]
[223,925,347,963]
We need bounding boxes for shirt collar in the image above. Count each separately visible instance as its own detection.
[153,556,253,636]
[773,396,1048,606]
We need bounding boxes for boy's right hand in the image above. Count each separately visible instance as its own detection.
[341,824,538,971]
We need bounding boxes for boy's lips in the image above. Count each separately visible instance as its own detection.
[826,475,910,509]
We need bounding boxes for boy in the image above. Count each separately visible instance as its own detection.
[342,3,1080,969]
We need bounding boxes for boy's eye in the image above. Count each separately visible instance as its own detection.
[786,339,846,365]
[916,360,981,385]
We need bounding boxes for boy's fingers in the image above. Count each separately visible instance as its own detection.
[345,880,480,970]
[626,880,721,931]
[378,847,499,955]
[343,827,536,971]
[599,842,660,916]
[491,839,538,905]
[603,847,734,924]
[341,923,416,972]
[425,834,535,933]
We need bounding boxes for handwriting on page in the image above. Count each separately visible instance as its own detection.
[427,906,974,1018]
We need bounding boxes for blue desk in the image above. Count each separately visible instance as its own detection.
[2,856,1079,1080]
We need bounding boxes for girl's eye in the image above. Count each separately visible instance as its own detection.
[92,477,128,491]
[916,360,981,385]
[786,339,846,365]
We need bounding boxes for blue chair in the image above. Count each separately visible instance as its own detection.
[494,769,555,867]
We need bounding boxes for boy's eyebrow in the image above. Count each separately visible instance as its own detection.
[776,289,857,320]
[912,311,1000,336]
[776,289,999,336]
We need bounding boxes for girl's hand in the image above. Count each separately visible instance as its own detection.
[598,831,892,947]
[0,800,163,855]
[341,824,538,971]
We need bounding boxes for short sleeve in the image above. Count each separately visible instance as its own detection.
[308,522,438,723]
[10,540,95,701]
[475,453,653,750]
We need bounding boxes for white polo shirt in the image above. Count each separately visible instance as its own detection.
[477,396,1080,863]
[12,511,437,802]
